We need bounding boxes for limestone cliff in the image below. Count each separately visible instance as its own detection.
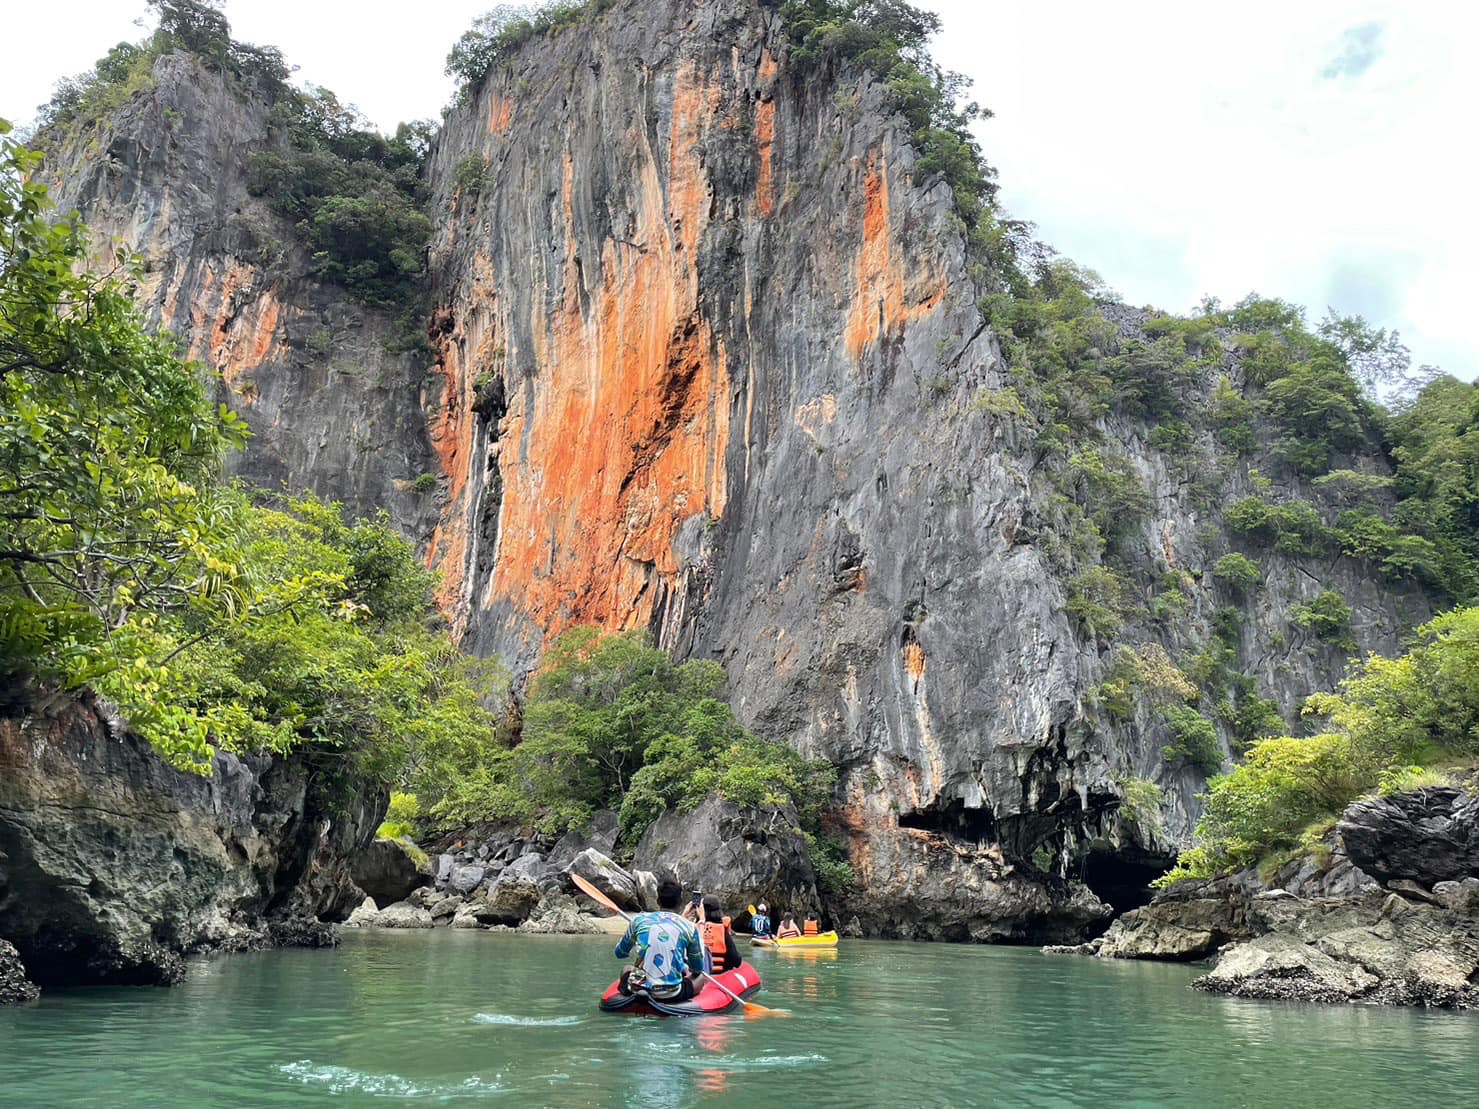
[0,687,384,991]
[41,0,1436,939]
[34,54,442,536]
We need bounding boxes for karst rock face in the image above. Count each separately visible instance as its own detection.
[41,0,1432,937]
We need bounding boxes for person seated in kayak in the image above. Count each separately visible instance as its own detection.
[750,903,772,939]
[776,912,801,939]
[615,877,706,1002]
[803,911,821,937]
[699,895,742,973]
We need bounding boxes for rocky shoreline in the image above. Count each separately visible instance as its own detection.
[1048,786,1479,1011]
[0,688,383,1001]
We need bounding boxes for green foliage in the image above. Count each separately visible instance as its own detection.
[1156,733,1365,883]
[1117,776,1164,833]
[1064,447,1150,545]
[1305,606,1479,766]
[804,830,856,894]
[774,0,998,222]
[1162,607,1479,883]
[1095,644,1196,720]
[453,154,492,202]
[1209,374,1257,455]
[1289,590,1353,647]
[1161,705,1222,776]
[249,91,432,308]
[1065,566,1135,645]
[1224,496,1330,556]
[1,123,246,698]
[1387,376,1479,602]
[445,2,613,103]
[378,791,421,840]
[1212,553,1261,594]
[410,472,439,493]
[0,132,495,778]
[1260,354,1368,476]
[1217,676,1285,751]
[430,628,834,847]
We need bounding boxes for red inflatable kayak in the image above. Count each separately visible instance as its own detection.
[598,963,762,1016]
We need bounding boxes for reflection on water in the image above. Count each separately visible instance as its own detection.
[0,929,1475,1107]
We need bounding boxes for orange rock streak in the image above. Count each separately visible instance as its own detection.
[451,61,732,638]
[843,153,946,358]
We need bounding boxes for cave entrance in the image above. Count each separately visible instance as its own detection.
[1079,848,1174,914]
[896,799,996,842]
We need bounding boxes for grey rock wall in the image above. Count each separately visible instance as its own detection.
[0,687,384,990]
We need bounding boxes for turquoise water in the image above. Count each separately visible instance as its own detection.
[2,929,1476,1106]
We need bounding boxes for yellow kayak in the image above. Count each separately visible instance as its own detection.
[751,931,839,948]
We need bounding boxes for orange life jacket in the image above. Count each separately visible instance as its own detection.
[777,920,800,938]
[700,919,730,958]
[803,918,819,936]
[698,922,733,970]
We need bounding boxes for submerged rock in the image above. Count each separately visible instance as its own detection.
[0,689,382,990]
[350,838,432,905]
[0,940,39,1006]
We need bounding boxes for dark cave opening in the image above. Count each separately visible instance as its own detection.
[897,799,997,842]
[1079,848,1174,914]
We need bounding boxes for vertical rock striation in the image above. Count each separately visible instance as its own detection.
[35,54,441,535]
[42,0,1437,939]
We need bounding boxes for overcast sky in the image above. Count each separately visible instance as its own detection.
[2,1,1473,378]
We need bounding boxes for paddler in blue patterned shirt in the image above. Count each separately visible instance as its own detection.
[615,876,706,1002]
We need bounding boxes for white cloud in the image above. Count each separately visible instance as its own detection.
[1,0,1472,378]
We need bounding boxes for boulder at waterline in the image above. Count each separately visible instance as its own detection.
[481,875,542,925]
[519,895,602,935]
[0,689,383,988]
[565,849,641,909]
[633,797,817,912]
[1338,787,1479,890]
[345,898,380,928]
[372,901,434,929]
[1194,892,1479,1009]
[350,837,432,905]
[0,940,39,1005]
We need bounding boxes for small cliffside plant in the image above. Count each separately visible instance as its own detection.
[1161,705,1222,776]
[1289,590,1354,648]
[1212,553,1261,595]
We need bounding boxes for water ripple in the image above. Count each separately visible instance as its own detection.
[278,1060,504,1098]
